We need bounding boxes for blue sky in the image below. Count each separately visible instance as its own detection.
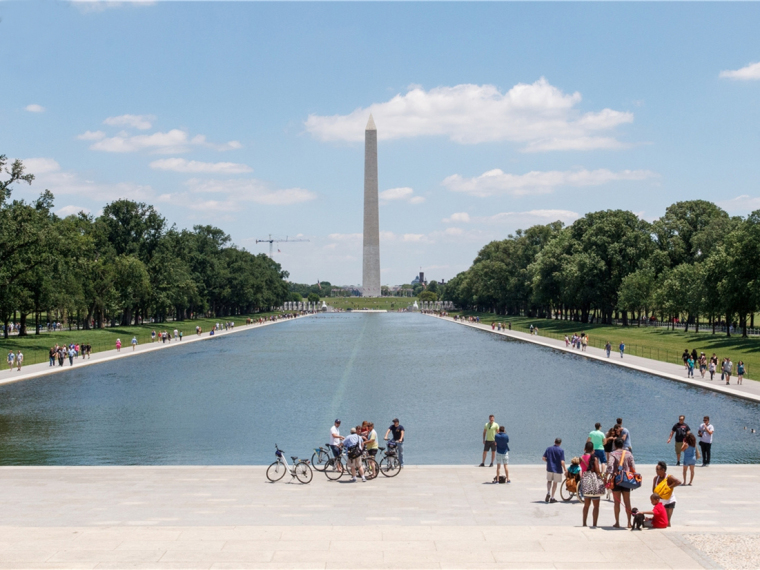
[2,2,760,286]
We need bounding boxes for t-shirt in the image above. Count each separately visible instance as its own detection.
[388,424,404,441]
[588,430,605,450]
[699,423,714,444]
[484,422,500,442]
[672,423,690,442]
[543,445,565,473]
[343,433,362,451]
[620,427,632,450]
[365,429,378,450]
[495,432,510,454]
[651,502,668,529]
[330,426,341,446]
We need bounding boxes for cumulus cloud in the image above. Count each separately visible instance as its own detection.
[77,130,106,140]
[378,186,426,204]
[103,114,155,130]
[718,194,760,214]
[182,178,316,206]
[25,104,45,113]
[57,205,91,217]
[305,78,633,151]
[443,209,579,226]
[442,212,471,223]
[149,158,252,174]
[443,168,656,197]
[720,62,760,80]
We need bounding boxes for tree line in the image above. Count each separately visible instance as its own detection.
[443,201,760,337]
[1,156,289,337]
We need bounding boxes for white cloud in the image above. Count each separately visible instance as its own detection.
[305,78,633,151]
[328,233,362,242]
[720,62,760,80]
[443,209,579,226]
[442,212,471,223]
[183,178,316,206]
[718,194,760,214]
[57,205,91,217]
[444,227,464,236]
[443,168,656,197]
[25,104,45,113]
[149,158,252,174]
[409,196,426,204]
[402,233,431,243]
[378,186,426,204]
[83,126,241,154]
[103,114,155,130]
[77,130,106,140]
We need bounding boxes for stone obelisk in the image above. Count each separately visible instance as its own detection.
[362,114,381,297]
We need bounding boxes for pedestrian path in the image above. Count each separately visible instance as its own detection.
[434,315,760,404]
[0,315,308,388]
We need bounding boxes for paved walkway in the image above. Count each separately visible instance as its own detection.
[0,316,307,388]
[0,465,757,569]
[433,315,760,404]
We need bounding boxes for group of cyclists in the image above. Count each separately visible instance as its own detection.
[325,418,405,482]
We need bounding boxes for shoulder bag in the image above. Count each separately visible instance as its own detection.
[613,451,642,490]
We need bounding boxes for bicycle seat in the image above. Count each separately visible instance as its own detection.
[291,456,299,462]
[378,447,385,451]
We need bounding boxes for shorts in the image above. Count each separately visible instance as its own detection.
[346,457,362,469]
[367,448,378,457]
[546,472,563,483]
[675,442,684,454]
[612,485,631,493]
[484,441,497,452]
[495,452,509,465]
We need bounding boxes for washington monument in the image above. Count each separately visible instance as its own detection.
[362,114,381,297]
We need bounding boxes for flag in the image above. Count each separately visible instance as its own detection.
[317,280,321,290]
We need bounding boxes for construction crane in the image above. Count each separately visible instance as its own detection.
[255,234,309,258]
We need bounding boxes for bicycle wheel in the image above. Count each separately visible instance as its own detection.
[380,455,400,477]
[324,457,345,480]
[559,477,575,501]
[311,450,329,472]
[266,460,286,482]
[364,457,379,480]
[295,462,313,484]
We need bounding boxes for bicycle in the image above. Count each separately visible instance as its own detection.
[311,444,332,472]
[266,444,313,484]
[378,442,401,477]
[324,448,346,480]
[362,450,379,480]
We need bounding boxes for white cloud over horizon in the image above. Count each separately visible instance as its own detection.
[77,130,106,140]
[720,62,760,80]
[443,168,657,197]
[444,209,579,227]
[103,114,155,130]
[179,178,316,207]
[25,104,45,113]
[305,78,633,151]
[379,186,426,204]
[718,194,760,214]
[87,129,242,154]
[150,158,253,174]
[57,205,92,217]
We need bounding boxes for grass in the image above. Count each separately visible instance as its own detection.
[0,312,282,368]
[453,311,759,381]
[322,297,414,311]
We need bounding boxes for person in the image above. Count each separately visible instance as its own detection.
[68,346,75,366]
[179,331,183,341]
[681,433,699,485]
[384,418,405,467]
[698,417,714,466]
[640,493,668,529]
[667,415,690,466]
[606,438,636,528]
[737,361,745,385]
[682,349,689,370]
[699,353,707,379]
[587,423,606,465]
[329,419,344,461]
[605,341,611,358]
[579,441,603,527]
[151,330,156,343]
[480,415,499,467]
[16,351,23,371]
[619,342,625,358]
[617,417,632,452]
[493,425,510,483]
[131,337,138,351]
[686,356,695,378]
[365,422,378,458]
[116,338,122,352]
[653,461,681,527]
[708,356,716,381]
[582,334,588,352]
[723,358,733,385]
[49,347,56,367]
[542,438,566,503]
[342,427,366,483]
[7,351,14,371]
[174,329,178,340]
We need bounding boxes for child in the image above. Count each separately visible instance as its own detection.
[640,493,668,529]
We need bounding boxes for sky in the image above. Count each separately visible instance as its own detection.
[2,2,760,287]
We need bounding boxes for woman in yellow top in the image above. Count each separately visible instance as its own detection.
[653,461,682,527]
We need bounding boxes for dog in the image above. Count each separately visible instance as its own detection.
[631,508,645,530]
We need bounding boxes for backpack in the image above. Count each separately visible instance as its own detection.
[347,444,362,459]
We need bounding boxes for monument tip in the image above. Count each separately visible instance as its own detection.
[365,114,376,131]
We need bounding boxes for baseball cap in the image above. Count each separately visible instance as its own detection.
[335,419,341,424]
[350,428,357,434]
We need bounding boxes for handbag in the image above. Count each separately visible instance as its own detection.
[580,456,605,497]
[613,451,642,489]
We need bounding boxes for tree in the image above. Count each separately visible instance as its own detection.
[307,293,320,304]
[419,290,437,302]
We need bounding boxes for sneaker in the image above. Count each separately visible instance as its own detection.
[550,498,558,503]
[545,494,550,503]
[489,463,493,468]
[676,462,680,466]
[350,477,357,482]
[362,477,367,482]
[479,463,485,467]
[507,480,511,484]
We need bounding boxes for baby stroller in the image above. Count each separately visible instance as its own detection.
[560,457,584,501]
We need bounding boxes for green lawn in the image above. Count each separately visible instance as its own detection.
[0,312,282,368]
[322,297,413,311]
[454,311,759,381]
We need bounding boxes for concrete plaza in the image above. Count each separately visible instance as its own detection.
[0,464,757,569]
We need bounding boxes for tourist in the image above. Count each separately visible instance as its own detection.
[737,361,745,385]
[385,418,405,467]
[653,461,681,526]
[605,341,611,357]
[480,415,499,467]
[57,347,64,366]
[131,337,137,351]
[686,355,695,378]
[174,329,178,340]
[691,348,698,366]
[530,324,534,334]
[617,418,632,452]
[698,416,714,466]
[329,419,344,461]
[722,357,733,384]
[582,334,588,352]
[494,425,510,483]
[667,415,691,466]
[708,356,717,380]
[365,422,378,458]
[587,422,607,465]
[579,441,604,527]
[680,433,699,485]
[342,427,366,483]
[68,346,75,365]
[179,331,183,341]
[7,351,15,371]
[16,351,23,371]
[49,346,56,367]
[606,438,636,528]
[640,493,668,529]
[151,330,156,342]
[619,341,625,358]
[699,353,707,379]
[682,349,689,370]
[542,438,566,503]
[116,338,121,352]
[565,335,570,347]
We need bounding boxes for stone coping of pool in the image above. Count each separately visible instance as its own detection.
[0,314,313,388]
[0,464,756,569]
[433,314,760,404]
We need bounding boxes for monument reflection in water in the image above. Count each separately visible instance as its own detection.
[0,313,758,465]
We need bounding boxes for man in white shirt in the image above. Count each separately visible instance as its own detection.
[329,420,344,459]
[698,416,714,466]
